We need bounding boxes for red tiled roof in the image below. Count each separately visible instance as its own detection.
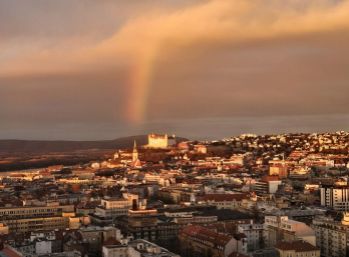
[181,225,232,247]
[275,241,319,252]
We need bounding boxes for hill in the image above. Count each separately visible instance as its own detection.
[0,135,188,153]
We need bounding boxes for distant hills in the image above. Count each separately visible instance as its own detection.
[0,135,188,153]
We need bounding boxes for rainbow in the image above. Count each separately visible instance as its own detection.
[126,48,157,124]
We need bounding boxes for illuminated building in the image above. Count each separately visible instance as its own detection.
[146,134,169,149]
[0,204,75,233]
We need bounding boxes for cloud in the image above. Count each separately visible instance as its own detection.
[2,0,349,73]
[105,0,349,122]
[1,0,349,138]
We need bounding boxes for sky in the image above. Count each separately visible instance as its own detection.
[1,0,349,140]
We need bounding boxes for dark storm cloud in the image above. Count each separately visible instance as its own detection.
[148,30,349,120]
[0,0,349,139]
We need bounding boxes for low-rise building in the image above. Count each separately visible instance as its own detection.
[102,239,179,257]
[275,240,320,257]
[0,204,74,233]
[179,225,247,257]
[91,194,138,225]
[200,194,249,210]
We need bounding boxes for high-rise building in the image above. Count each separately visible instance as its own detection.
[320,185,349,211]
[254,176,282,195]
[312,214,349,257]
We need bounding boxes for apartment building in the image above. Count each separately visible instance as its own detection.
[200,193,249,210]
[312,214,349,257]
[320,185,349,211]
[179,225,247,257]
[264,216,316,247]
[237,222,264,253]
[0,204,74,233]
[91,194,138,225]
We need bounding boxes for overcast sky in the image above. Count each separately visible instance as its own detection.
[1,0,349,140]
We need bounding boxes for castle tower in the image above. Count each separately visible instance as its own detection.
[132,140,139,163]
[147,133,168,148]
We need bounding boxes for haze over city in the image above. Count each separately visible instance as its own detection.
[3,2,349,257]
[1,0,349,140]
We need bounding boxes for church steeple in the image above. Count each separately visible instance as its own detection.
[132,140,139,162]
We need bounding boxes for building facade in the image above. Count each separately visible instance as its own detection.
[312,215,349,257]
[179,225,246,257]
[147,134,169,149]
[264,216,316,248]
[0,204,74,233]
[320,185,349,211]
[237,222,264,253]
[275,241,320,257]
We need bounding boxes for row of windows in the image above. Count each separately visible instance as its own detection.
[0,208,63,215]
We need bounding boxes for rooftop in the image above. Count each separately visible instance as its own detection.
[275,241,319,252]
[201,193,249,202]
[181,225,232,247]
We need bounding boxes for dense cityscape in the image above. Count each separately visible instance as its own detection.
[0,132,349,257]
[2,1,349,257]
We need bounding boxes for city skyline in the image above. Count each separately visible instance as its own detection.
[2,2,349,256]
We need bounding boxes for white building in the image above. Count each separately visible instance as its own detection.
[238,222,264,252]
[36,240,52,255]
[92,194,139,224]
[264,216,316,247]
[320,185,349,211]
[254,176,282,195]
[146,134,169,149]
[102,239,179,257]
[102,245,131,257]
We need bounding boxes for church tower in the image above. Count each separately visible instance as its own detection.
[132,140,139,163]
